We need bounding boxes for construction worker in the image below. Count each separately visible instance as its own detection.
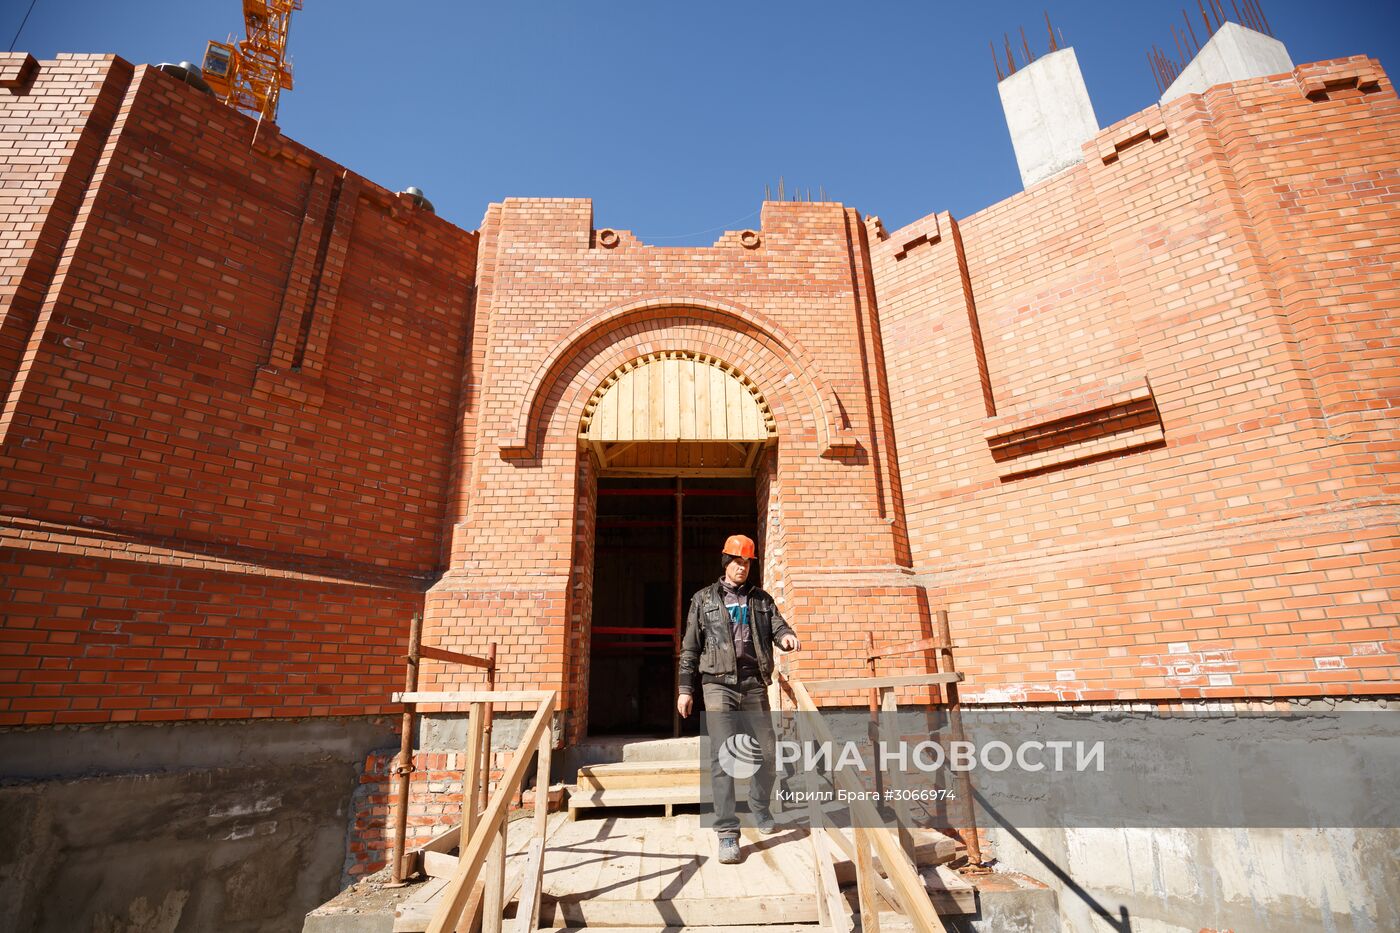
[677,534,800,864]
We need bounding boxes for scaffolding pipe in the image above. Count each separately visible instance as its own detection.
[935,609,983,866]
[389,612,423,885]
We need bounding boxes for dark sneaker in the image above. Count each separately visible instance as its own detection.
[718,836,741,864]
[754,811,778,835]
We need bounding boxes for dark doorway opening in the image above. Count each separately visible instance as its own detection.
[587,475,759,737]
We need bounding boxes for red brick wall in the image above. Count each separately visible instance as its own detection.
[2,50,1395,733]
[421,199,922,740]
[873,56,1399,703]
[0,58,477,724]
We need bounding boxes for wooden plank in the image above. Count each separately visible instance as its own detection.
[868,636,951,660]
[926,864,978,915]
[881,688,917,865]
[694,359,711,439]
[708,364,727,440]
[632,362,649,440]
[592,376,616,440]
[395,691,555,705]
[669,357,686,442]
[741,379,759,438]
[423,849,459,879]
[516,724,552,931]
[552,894,818,927]
[679,356,696,439]
[578,760,701,775]
[824,826,899,914]
[811,825,851,933]
[576,769,703,791]
[418,645,494,669]
[482,817,507,933]
[463,703,486,843]
[507,837,545,933]
[617,367,633,442]
[425,694,555,933]
[650,355,666,440]
[419,822,461,856]
[593,466,755,478]
[802,672,962,692]
[853,825,882,933]
[725,369,743,443]
[567,785,703,811]
[550,927,827,933]
[829,827,962,884]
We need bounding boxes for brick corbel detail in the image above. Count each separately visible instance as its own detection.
[1097,112,1169,164]
[0,52,38,91]
[984,374,1165,479]
[1293,58,1384,101]
[497,296,856,458]
[892,214,941,261]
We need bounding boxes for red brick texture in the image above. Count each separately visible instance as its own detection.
[1,53,1396,733]
[873,56,1398,703]
[1,58,476,724]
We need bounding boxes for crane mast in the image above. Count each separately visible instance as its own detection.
[201,1,302,123]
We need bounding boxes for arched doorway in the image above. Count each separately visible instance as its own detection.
[579,352,776,737]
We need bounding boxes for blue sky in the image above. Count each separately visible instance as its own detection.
[11,1,1399,241]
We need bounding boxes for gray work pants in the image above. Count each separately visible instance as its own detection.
[702,674,776,839]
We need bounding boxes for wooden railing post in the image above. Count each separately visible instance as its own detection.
[510,722,553,933]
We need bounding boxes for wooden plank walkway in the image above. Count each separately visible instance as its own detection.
[391,810,973,931]
[545,812,819,927]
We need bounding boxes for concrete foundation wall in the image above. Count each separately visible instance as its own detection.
[992,825,1398,932]
[0,717,397,933]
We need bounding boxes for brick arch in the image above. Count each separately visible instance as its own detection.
[535,323,821,458]
[497,296,854,458]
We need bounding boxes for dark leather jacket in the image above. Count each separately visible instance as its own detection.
[677,579,796,695]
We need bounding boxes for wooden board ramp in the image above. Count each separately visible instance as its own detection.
[393,812,974,932]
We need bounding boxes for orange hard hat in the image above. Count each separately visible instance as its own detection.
[722,534,756,560]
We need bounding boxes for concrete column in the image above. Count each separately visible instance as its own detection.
[1161,21,1293,103]
[997,47,1100,189]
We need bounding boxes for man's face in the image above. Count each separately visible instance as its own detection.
[725,557,750,585]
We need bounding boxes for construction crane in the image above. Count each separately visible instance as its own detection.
[201,0,301,123]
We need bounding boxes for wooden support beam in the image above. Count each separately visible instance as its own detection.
[881,687,917,864]
[823,826,901,913]
[395,690,555,705]
[483,822,506,933]
[417,644,495,669]
[463,702,486,842]
[509,837,546,933]
[803,672,963,692]
[511,724,553,933]
[867,636,953,660]
[853,825,883,933]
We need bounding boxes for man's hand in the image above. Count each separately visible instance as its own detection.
[677,693,693,718]
[779,633,799,652]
